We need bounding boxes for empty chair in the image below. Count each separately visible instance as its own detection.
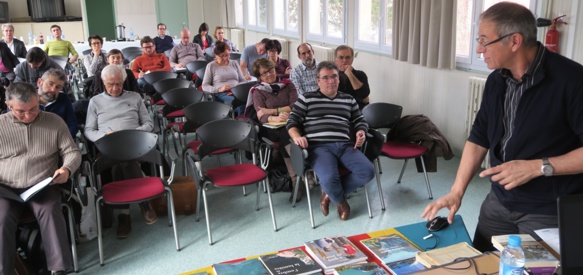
[185,60,210,76]
[185,119,277,245]
[230,81,257,105]
[229,52,241,63]
[92,130,180,265]
[362,102,433,200]
[143,71,178,86]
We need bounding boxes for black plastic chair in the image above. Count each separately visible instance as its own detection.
[230,52,242,63]
[92,130,180,265]
[144,71,178,86]
[185,61,209,76]
[362,102,433,200]
[194,67,207,88]
[231,81,257,105]
[185,119,277,245]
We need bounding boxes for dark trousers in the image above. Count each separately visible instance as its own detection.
[473,190,558,252]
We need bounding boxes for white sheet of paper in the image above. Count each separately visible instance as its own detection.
[535,228,560,255]
[20,177,53,202]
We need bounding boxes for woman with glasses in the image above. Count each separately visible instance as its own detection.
[83,35,107,78]
[247,58,300,202]
[202,41,247,115]
[211,26,238,52]
[265,39,291,79]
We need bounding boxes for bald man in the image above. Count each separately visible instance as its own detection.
[169,29,205,79]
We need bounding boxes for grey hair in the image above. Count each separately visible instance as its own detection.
[2,23,14,31]
[101,64,127,82]
[316,61,339,76]
[479,2,537,48]
[5,82,39,106]
[41,68,67,83]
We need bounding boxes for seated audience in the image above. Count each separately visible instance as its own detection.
[210,26,238,52]
[266,39,291,79]
[14,47,63,88]
[83,35,107,78]
[240,38,269,80]
[202,41,246,116]
[84,64,157,238]
[0,82,81,275]
[154,23,174,54]
[248,58,299,202]
[286,61,374,221]
[44,24,79,64]
[93,49,138,96]
[169,28,205,80]
[0,41,19,83]
[334,45,369,109]
[192,22,213,51]
[37,68,78,137]
[1,23,27,58]
[131,36,172,89]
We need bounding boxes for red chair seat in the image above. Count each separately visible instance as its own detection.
[381,141,427,159]
[166,109,184,118]
[206,163,266,187]
[155,100,165,105]
[167,121,184,131]
[188,140,234,155]
[102,177,165,203]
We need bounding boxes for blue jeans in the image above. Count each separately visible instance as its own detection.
[214,92,244,116]
[137,77,147,89]
[307,142,375,204]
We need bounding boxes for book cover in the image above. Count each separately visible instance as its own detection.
[333,262,389,275]
[491,234,559,268]
[415,242,482,268]
[259,249,321,275]
[386,257,427,275]
[213,258,269,275]
[263,121,287,129]
[360,234,420,264]
[304,235,368,271]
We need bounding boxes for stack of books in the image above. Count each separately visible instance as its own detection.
[258,249,322,275]
[213,258,269,275]
[359,234,426,275]
[333,262,389,275]
[491,234,559,275]
[304,235,368,274]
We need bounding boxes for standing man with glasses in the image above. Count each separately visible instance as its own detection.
[131,36,172,89]
[422,2,583,252]
[287,61,374,221]
[334,45,369,110]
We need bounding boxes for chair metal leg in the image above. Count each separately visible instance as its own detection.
[376,157,383,174]
[255,182,260,211]
[165,187,181,251]
[373,158,385,211]
[195,187,202,222]
[62,203,79,272]
[291,175,301,207]
[264,179,278,232]
[397,159,409,183]
[305,172,316,229]
[202,185,213,245]
[364,185,372,218]
[419,157,433,199]
[95,198,104,266]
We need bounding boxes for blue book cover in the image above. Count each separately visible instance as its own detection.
[386,257,426,275]
[213,258,269,275]
[360,234,420,264]
[334,262,389,275]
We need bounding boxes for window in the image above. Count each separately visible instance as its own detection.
[235,0,244,27]
[354,0,393,54]
[456,0,537,71]
[273,0,299,37]
[247,0,268,32]
[306,0,345,44]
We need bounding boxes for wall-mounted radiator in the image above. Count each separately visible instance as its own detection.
[229,29,245,52]
[466,77,491,169]
[270,37,290,60]
[310,44,335,62]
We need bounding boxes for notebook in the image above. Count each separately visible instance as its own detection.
[557,194,583,275]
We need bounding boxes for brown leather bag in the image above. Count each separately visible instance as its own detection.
[152,176,197,215]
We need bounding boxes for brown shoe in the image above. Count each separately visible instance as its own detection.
[320,191,331,216]
[337,198,351,221]
[140,201,158,225]
[117,214,131,239]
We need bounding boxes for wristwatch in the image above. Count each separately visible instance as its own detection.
[541,157,554,177]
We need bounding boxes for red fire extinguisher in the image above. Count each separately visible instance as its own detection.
[545,15,567,53]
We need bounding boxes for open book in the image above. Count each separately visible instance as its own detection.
[0,177,54,202]
[262,121,287,129]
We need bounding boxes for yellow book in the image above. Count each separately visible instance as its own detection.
[262,121,287,129]
[415,242,482,268]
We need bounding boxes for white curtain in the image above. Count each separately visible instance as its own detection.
[393,0,456,69]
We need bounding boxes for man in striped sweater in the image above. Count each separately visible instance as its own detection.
[287,61,374,221]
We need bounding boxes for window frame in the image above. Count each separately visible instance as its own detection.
[272,0,300,38]
[304,0,347,45]
[353,0,393,55]
[245,0,269,33]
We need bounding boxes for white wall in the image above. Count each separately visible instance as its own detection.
[114,0,157,39]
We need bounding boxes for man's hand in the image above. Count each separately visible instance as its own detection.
[175,63,185,69]
[285,67,292,75]
[278,112,289,122]
[421,191,463,224]
[138,71,145,78]
[293,136,309,149]
[244,74,252,81]
[343,65,354,76]
[479,159,539,190]
[354,129,365,149]
[52,167,71,184]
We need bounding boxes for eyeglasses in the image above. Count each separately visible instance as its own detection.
[105,82,124,88]
[267,49,278,53]
[476,32,516,48]
[260,68,275,77]
[158,28,166,30]
[142,46,154,49]
[10,106,40,116]
[217,53,230,59]
[91,42,101,45]
[318,75,339,81]
[335,56,352,60]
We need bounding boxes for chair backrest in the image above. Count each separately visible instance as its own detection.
[290,142,308,177]
[362,102,403,129]
[205,47,215,58]
[49,56,68,70]
[121,46,142,57]
[123,50,143,63]
[161,87,205,109]
[152,78,191,95]
[143,71,178,86]
[186,60,209,74]
[195,119,256,159]
[231,81,257,103]
[229,52,241,63]
[182,101,232,132]
[93,130,161,174]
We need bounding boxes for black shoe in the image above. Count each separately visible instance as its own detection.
[117,214,132,239]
